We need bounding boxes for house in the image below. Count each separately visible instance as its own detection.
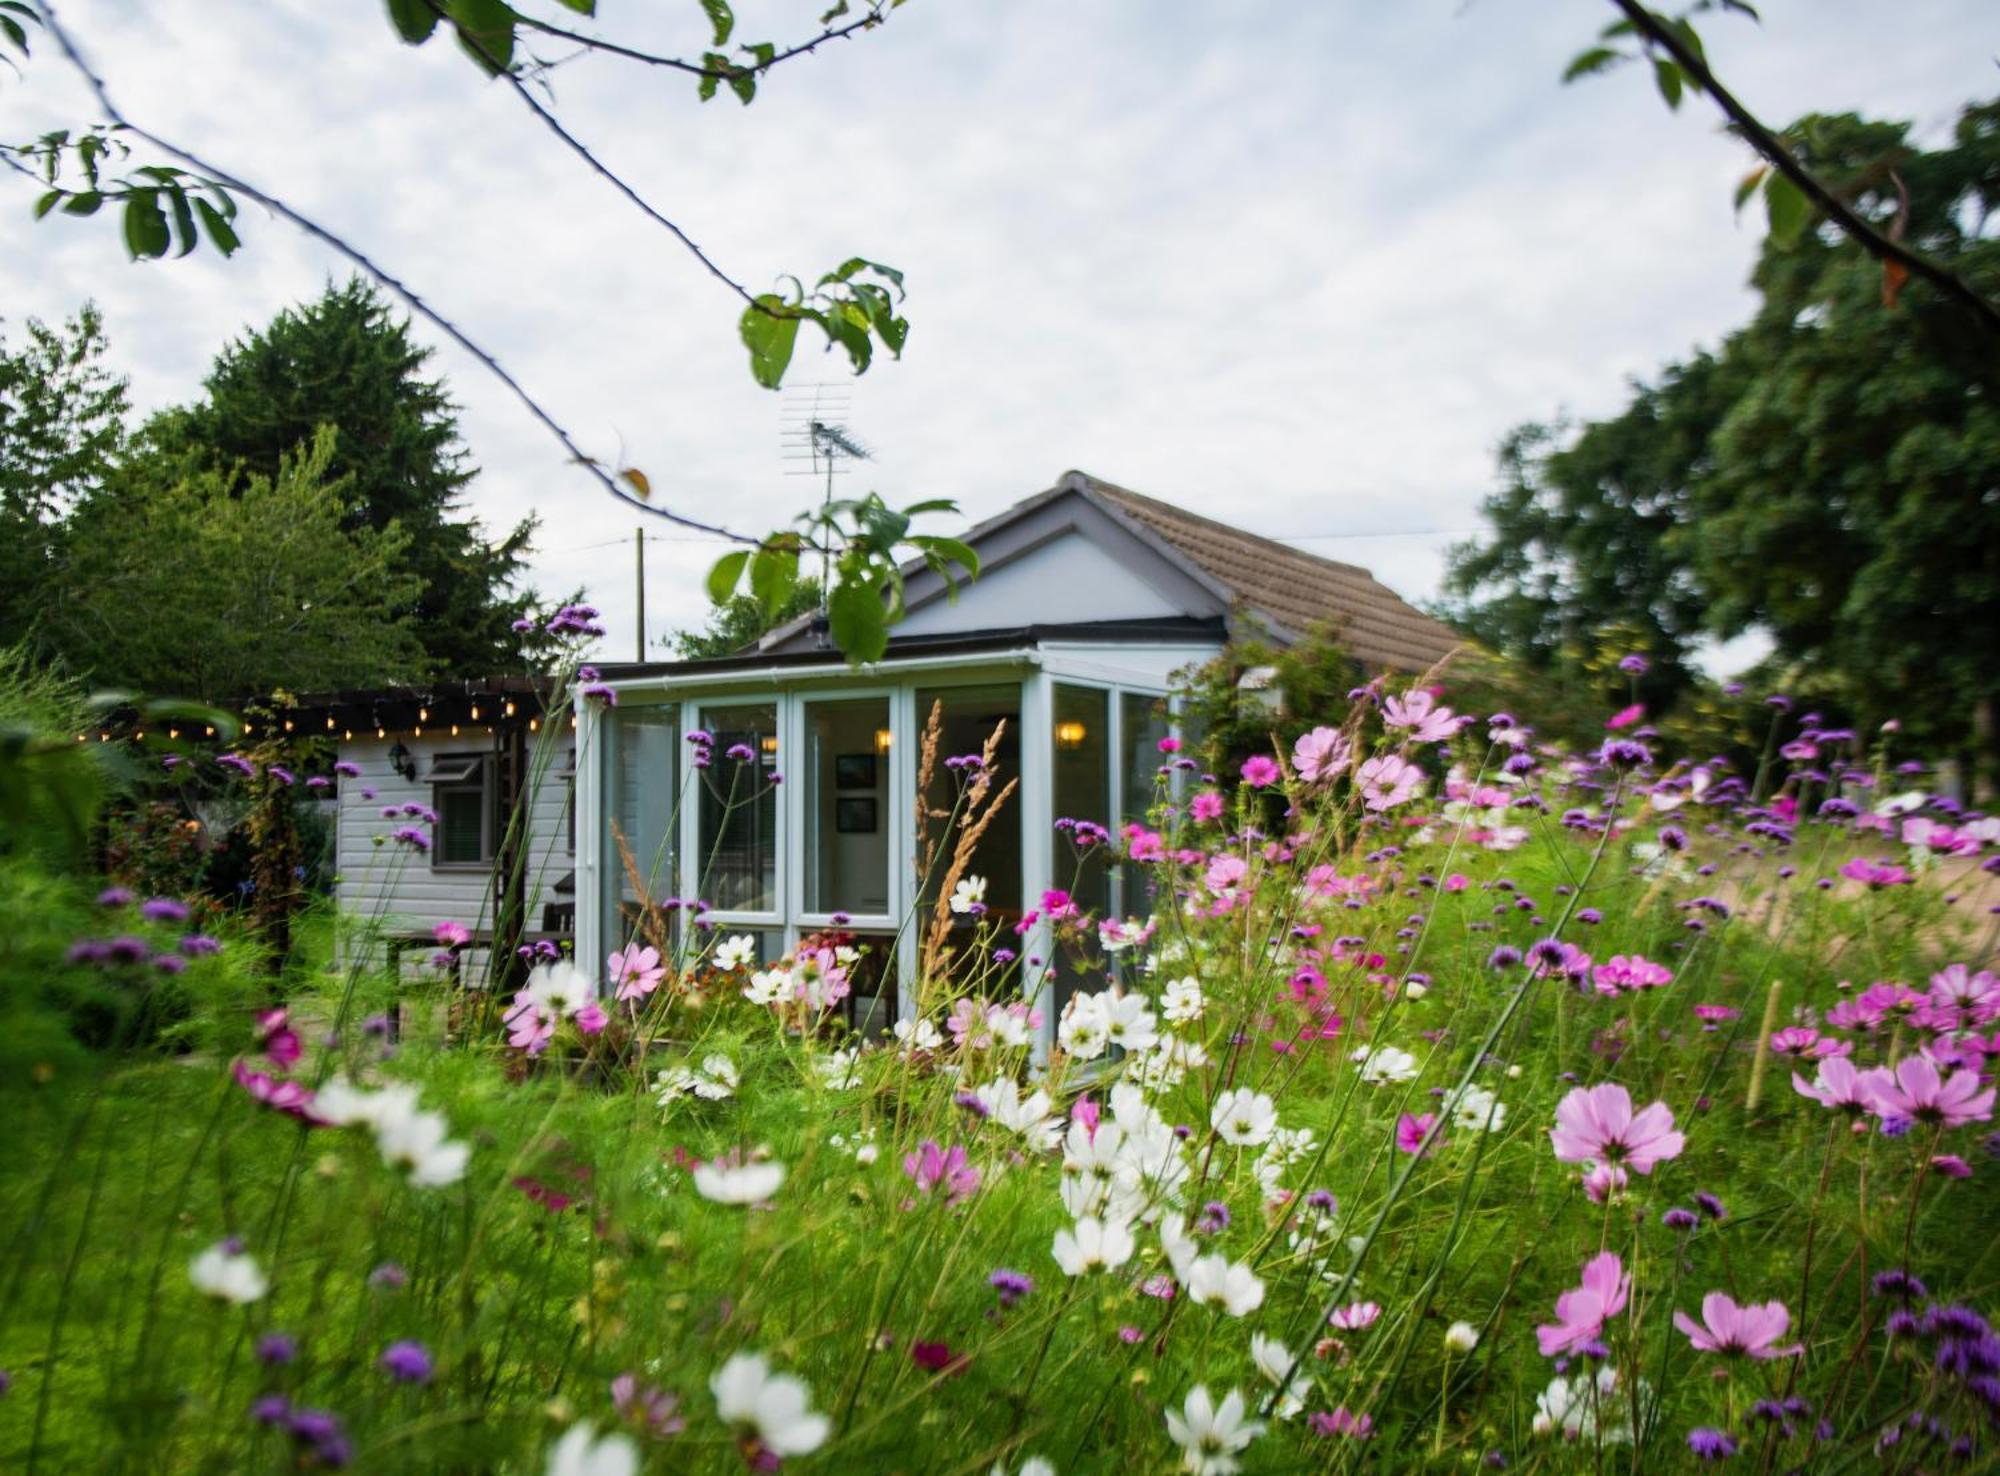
[574,470,1459,1042]
[292,678,579,979]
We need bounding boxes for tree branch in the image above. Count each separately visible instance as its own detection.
[1606,0,2000,335]
[28,0,759,544]
[513,5,890,81]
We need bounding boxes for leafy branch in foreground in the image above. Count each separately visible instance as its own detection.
[1565,0,2000,334]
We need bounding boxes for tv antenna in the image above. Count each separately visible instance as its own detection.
[780,383,874,603]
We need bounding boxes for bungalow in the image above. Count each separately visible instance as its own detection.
[573,470,1459,1041]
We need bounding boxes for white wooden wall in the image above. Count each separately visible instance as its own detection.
[333,732,575,967]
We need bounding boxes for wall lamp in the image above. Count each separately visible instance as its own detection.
[388,741,418,783]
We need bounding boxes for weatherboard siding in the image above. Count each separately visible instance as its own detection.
[333,732,575,973]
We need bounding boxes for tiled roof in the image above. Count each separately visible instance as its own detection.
[1071,473,1463,673]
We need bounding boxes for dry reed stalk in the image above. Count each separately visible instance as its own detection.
[610,820,672,962]
[919,717,1017,990]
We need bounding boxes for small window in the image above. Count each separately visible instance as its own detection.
[431,753,493,866]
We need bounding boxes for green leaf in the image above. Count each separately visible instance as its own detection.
[749,543,799,615]
[727,67,756,104]
[33,189,61,219]
[1731,165,1768,214]
[1561,46,1621,82]
[827,574,890,664]
[700,0,734,46]
[705,549,750,605]
[1652,57,1683,109]
[446,0,516,74]
[165,184,198,257]
[1,14,28,50]
[60,190,102,216]
[741,40,775,68]
[384,0,441,43]
[697,52,730,101]
[913,535,979,580]
[818,302,873,374]
[1667,17,1707,76]
[739,297,800,389]
[1762,171,1810,247]
[195,198,240,256]
[121,191,171,260]
[819,0,850,22]
[554,0,596,11]
[899,498,959,517]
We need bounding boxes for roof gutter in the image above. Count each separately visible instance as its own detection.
[599,646,1044,696]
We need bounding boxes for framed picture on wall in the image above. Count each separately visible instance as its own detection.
[835,797,878,833]
[834,754,877,790]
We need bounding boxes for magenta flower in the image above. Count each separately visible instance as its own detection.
[1240,754,1281,788]
[1791,1056,1873,1114]
[1536,1251,1630,1357]
[1328,1301,1381,1331]
[433,921,472,948]
[1292,726,1353,783]
[609,942,666,1002]
[1395,1112,1444,1156]
[1590,954,1673,995]
[1190,790,1226,822]
[1549,1083,1685,1174]
[1382,688,1467,744]
[1673,1292,1801,1359]
[1356,753,1424,811]
[903,1140,980,1205]
[1858,1056,1995,1129]
[1840,856,1912,888]
[1605,703,1645,730]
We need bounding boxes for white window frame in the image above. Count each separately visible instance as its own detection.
[429,751,495,870]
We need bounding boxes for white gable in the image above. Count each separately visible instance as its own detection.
[895,528,1186,636]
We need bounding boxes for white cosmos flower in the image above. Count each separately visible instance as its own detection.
[1184,1254,1265,1317]
[713,934,757,972]
[813,1047,864,1089]
[692,1156,785,1205]
[1165,1385,1264,1475]
[710,1351,829,1457]
[1058,992,1110,1060]
[1051,1215,1135,1275]
[525,960,592,1015]
[743,968,787,1006]
[1248,1333,1305,1419]
[1210,1088,1278,1147]
[1449,1085,1508,1133]
[1443,1320,1480,1353]
[1161,976,1205,1023]
[893,1017,944,1053]
[189,1241,268,1303]
[991,1459,1056,1476]
[1101,991,1159,1053]
[374,1104,472,1188]
[545,1423,638,1476]
[1159,1212,1200,1283]
[1532,1366,1635,1443]
[974,1076,1063,1152]
[657,1053,739,1104]
[949,875,988,915]
[1353,1045,1419,1085]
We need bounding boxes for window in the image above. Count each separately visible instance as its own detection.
[429,753,494,866]
[804,697,891,916]
[696,703,779,913]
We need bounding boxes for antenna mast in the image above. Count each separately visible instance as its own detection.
[780,383,873,613]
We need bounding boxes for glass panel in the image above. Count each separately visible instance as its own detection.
[805,697,892,916]
[1119,691,1173,920]
[1052,685,1110,916]
[914,684,1022,921]
[696,702,779,913]
[605,708,678,955]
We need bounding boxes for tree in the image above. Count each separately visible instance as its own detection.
[145,278,535,677]
[1442,353,1743,714]
[1447,98,2000,780]
[39,427,426,702]
[0,304,128,641]
[674,577,823,660]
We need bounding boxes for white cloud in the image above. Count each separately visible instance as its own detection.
[3,0,1992,662]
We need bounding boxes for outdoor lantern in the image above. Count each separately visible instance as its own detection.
[1056,720,1088,750]
[874,727,893,754]
[388,741,418,783]
[760,735,779,755]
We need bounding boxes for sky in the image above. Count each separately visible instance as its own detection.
[4,0,1994,668]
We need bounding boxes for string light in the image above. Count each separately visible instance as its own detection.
[450,724,460,737]
[344,729,353,741]
[470,704,481,721]
[413,725,423,738]
[505,701,516,718]
[529,717,540,732]
[283,719,295,732]
[418,706,429,722]
[326,716,335,730]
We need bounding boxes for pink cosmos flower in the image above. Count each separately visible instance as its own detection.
[1590,955,1673,996]
[903,1140,981,1205]
[1381,688,1468,744]
[1840,857,1912,888]
[608,943,665,1002]
[1396,1113,1444,1156]
[433,921,472,948]
[1581,1163,1629,1203]
[1858,1056,1995,1129]
[255,1008,303,1069]
[1791,1055,1873,1114]
[233,1059,317,1120]
[1536,1251,1630,1357]
[1189,790,1225,823]
[1549,1083,1685,1175]
[1605,703,1645,731]
[1204,854,1248,895]
[574,999,608,1035]
[1311,1407,1374,1439]
[1240,754,1282,788]
[503,992,556,1055]
[1673,1292,1801,1359]
[1329,1301,1381,1331]
[1356,754,1424,811]
[1292,726,1353,783]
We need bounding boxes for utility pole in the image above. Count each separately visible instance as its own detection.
[634,526,647,662]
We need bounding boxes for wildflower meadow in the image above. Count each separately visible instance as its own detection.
[6,646,1999,1476]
